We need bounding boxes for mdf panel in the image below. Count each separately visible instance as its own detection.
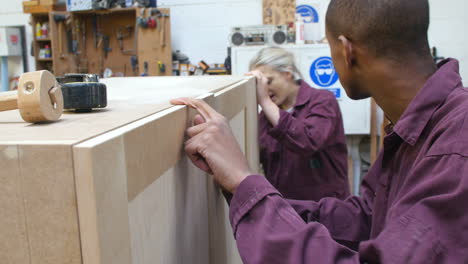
[206,110,245,264]
[73,137,133,264]
[73,97,213,264]
[0,145,30,264]
[73,85,256,264]
[212,77,260,173]
[206,80,257,264]
[124,107,188,201]
[19,145,82,264]
[128,156,211,264]
[242,78,260,174]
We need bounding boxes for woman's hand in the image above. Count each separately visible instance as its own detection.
[246,70,272,106]
[246,71,280,127]
[170,97,253,193]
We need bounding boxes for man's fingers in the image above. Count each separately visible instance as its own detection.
[188,152,212,174]
[188,99,218,120]
[170,97,217,121]
[193,114,205,126]
[186,122,209,138]
[184,138,213,174]
[170,98,190,105]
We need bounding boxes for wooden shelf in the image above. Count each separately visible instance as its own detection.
[36,38,51,42]
[73,7,138,15]
[37,58,53,61]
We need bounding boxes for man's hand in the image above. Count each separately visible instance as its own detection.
[171,97,253,193]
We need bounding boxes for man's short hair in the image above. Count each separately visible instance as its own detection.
[326,0,431,60]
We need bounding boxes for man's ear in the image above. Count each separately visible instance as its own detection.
[338,35,355,68]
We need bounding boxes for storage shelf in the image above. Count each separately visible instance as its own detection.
[37,58,53,61]
[36,38,51,42]
[73,7,138,14]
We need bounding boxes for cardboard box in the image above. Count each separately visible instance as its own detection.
[66,0,93,11]
[40,0,57,5]
[23,0,64,13]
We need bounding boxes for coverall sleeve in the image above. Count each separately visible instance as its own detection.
[267,94,341,155]
[231,154,466,264]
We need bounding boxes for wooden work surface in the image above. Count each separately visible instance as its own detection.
[0,75,244,144]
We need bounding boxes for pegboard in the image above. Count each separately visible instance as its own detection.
[73,8,172,77]
[263,0,296,25]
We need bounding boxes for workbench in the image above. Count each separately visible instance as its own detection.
[0,75,258,264]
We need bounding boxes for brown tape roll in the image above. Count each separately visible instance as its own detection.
[17,70,64,123]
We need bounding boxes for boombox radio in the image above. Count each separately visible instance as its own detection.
[229,25,288,47]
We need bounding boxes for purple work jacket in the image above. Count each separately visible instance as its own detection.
[259,80,350,201]
[230,59,468,263]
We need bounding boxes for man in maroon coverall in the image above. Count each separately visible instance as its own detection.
[172,0,468,262]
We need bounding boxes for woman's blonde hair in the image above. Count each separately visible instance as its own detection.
[249,47,303,81]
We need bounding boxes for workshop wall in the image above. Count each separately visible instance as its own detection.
[158,0,262,65]
[428,0,467,83]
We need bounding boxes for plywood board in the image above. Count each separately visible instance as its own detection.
[263,0,296,25]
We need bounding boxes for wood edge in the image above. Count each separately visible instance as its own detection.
[73,146,101,264]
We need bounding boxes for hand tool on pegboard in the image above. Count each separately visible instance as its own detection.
[56,73,107,113]
[93,15,98,48]
[131,56,139,75]
[53,14,67,59]
[141,61,149,76]
[137,8,149,28]
[116,26,134,54]
[158,61,165,73]
[102,35,112,58]
[0,70,63,123]
[148,8,160,30]
[159,13,169,47]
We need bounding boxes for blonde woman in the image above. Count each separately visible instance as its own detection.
[247,47,349,201]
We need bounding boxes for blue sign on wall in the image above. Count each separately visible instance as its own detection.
[296,5,319,24]
[310,56,339,87]
[322,88,341,99]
